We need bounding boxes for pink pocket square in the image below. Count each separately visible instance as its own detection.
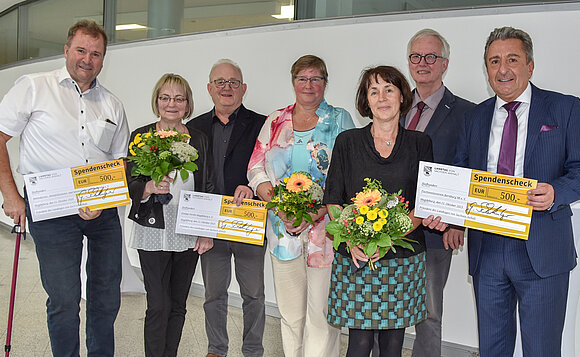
[540,124,557,132]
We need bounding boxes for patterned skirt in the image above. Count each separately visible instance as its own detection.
[327,251,426,330]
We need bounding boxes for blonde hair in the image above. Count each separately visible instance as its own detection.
[151,73,194,119]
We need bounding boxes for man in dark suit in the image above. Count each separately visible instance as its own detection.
[400,29,474,357]
[446,27,580,356]
[186,59,266,357]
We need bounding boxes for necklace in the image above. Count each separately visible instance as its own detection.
[371,125,396,147]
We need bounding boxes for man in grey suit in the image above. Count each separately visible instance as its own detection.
[402,29,474,357]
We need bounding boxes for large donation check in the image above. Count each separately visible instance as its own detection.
[24,159,131,222]
[415,161,537,240]
[175,191,267,245]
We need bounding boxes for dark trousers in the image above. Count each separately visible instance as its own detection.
[474,235,569,357]
[201,239,266,357]
[27,207,122,357]
[138,248,199,357]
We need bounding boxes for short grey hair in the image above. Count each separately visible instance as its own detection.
[484,26,534,66]
[209,58,244,83]
[407,28,450,59]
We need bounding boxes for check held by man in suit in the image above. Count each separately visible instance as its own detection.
[427,26,580,357]
[186,59,266,357]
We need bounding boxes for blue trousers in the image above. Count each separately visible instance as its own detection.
[474,234,569,357]
[27,207,122,357]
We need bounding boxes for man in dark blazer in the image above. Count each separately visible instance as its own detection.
[186,59,266,357]
[400,28,475,357]
[446,27,580,356]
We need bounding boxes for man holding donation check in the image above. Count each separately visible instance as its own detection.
[424,26,580,356]
[0,20,129,356]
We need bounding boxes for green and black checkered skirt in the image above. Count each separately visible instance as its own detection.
[327,251,426,329]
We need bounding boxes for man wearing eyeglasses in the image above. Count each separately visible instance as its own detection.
[0,20,129,356]
[402,28,474,357]
[186,59,266,357]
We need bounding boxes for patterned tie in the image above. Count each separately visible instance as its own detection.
[497,101,521,175]
[407,101,425,130]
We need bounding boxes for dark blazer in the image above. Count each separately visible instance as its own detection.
[454,84,580,277]
[186,104,265,196]
[126,122,215,229]
[401,87,475,249]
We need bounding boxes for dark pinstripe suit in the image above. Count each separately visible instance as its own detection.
[454,84,580,356]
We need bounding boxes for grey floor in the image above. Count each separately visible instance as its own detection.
[0,226,412,356]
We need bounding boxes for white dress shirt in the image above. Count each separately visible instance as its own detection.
[0,67,129,175]
[487,83,532,178]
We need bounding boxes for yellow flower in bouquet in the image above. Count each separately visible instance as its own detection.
[126,128,198,185]
[266,171,323,227]
[326,178,417,270]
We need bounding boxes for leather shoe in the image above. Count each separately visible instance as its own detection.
[205,354,224,357]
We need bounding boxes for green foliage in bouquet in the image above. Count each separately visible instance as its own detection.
[326,178,417,270]
[127,129,198,184]
[265,171,324,227]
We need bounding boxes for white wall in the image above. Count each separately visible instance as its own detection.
[1,2,580,353]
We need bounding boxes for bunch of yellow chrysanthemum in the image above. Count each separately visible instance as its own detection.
[327,178,415,270]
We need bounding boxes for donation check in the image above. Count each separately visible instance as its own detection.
[175,191,267,245]
[415,161,537,240]
[24,159,131,222]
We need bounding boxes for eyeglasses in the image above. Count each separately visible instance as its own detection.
[408,53,445,65]
[212,79,242,88]
[293,76,326,84]
[158,95,187,104]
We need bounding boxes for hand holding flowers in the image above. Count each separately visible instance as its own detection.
[265,171,324,228]
[127,129,199,184]
[326,178,417,270]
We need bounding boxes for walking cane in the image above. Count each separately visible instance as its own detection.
[4,225,25,357]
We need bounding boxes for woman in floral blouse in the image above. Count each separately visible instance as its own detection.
[247,55,354,357]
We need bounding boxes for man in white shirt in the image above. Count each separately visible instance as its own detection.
[0,19,129,357]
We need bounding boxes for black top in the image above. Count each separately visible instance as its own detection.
[323,123,433,259]
[186,104,265,196]
[211,108,238,194]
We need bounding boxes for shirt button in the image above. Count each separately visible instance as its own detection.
[81,110,84,114]
[81,126,84,129]
[86,160,89,163]
[82,143,84,146]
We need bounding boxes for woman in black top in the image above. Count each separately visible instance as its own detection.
[323,66,433,357]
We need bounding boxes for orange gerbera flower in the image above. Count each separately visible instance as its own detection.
[286,173,312,192]
[353,189,381,208]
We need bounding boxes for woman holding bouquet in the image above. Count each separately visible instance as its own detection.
[126,73,214,357]
[323,66,433,357]
[247,55,354,356]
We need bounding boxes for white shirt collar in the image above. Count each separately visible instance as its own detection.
[494,82,532,110]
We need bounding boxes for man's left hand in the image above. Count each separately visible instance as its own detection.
[233,185,253,206]
[78,207,102,220]
[527,182,555,211]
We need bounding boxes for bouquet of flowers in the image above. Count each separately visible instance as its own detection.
[266,171,324,227]
[127,128,199,185]
[326,178,416,270]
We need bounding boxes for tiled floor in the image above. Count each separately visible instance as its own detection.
[0,226,412,356]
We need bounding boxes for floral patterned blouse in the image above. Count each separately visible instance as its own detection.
[247,99,354,267]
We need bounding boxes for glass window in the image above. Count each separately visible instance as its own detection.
[297,0,568,18]
[0,9,17,66]
[114,0,295,43]
[20,0,103,61]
